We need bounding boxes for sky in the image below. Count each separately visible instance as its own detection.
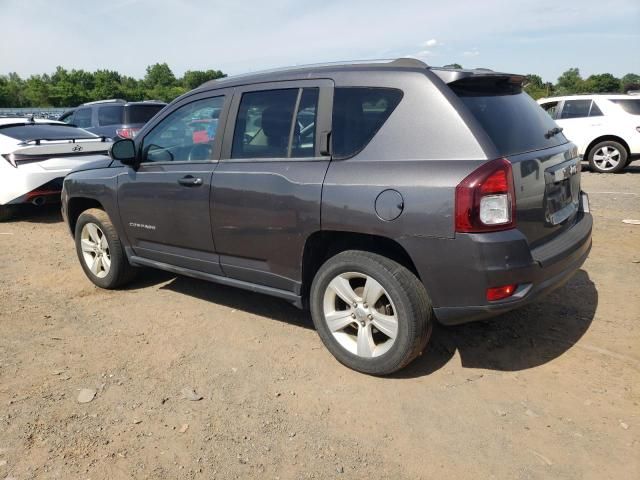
[1,0,639,83]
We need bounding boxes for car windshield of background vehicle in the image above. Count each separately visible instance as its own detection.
[610,99,640,115]
[0,124,97,141]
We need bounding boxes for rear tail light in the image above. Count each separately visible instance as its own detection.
[455,157,516,233]
[116,127,140,139]
[487,284,518,301]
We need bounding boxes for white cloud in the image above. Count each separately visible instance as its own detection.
[463,48,480,57]
[422,39,439,48]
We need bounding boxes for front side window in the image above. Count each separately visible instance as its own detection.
[98,105,124,126]
[142,96,224,163]
[232,88,319,159]
[331,87,403,158]
[559,100,591,119]
[73,108,92,128]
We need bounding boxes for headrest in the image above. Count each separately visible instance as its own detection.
[262,107,291,139]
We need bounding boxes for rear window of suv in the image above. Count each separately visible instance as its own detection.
[125,104,165,124]
[610,99,640,115]
[331,87,403,158]
[451,78,567,156]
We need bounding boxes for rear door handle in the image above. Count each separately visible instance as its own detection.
[178,175,203,186]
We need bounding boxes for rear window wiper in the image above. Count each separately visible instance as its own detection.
[544,127,563,139]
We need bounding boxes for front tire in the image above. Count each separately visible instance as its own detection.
[588,140,628,173]
[310,250,432,375]
[74,208,136,289]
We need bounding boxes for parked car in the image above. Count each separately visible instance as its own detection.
[538,94,640,173]
[61,59,592,375]
[58,99,166,140]
[0,117,111,221]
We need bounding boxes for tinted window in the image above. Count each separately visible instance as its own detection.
[454,87,566,156]
[589,101,603,117]
[232,89,299,159]
[540,101,559,118]
[0,123,97,141]
[142,96,224,163]
[332,87,403,158]
[73,108,92,128]
[559,100,591,119]
[98,105,124,126]
[125,104,165,124]
[610,99,640,115]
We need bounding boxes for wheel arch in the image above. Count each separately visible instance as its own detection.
[67,197,105,235]
[584,135,630,160]
[300,230,420,307]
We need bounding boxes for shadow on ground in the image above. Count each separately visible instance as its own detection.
[132,266,597,378]
[4,204,63,224]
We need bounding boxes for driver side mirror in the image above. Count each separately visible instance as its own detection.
[109,138,137,166]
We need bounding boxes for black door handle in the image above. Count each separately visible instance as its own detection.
[178,175,203,186]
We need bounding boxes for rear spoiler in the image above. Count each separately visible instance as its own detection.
[430,67,525,86]
[18,136,109,146]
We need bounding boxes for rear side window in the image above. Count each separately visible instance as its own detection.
[73,108,92,128]
[0,124,97,141]
[560,100,592,119]
[589,101,604,117]
[610,99,640,115]
[540,101,559,119]
[125,104,165,124]
[452,79,566,156]
[232,88,319,159]
[98,105,124,126]
[331,87,403,158]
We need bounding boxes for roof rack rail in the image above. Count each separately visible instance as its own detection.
[206,57,429,84]
[82,99,127,105]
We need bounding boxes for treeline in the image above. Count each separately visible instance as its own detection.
[0,63,225,108]
[1,63,638,108]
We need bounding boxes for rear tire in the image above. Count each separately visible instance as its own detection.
[75,208,136,289]
[587,140,628,173]
[310,250,432,375]
[0,205,14,222]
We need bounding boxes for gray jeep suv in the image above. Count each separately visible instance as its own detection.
[61,59,592,375]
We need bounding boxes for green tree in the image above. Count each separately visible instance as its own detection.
[620,73,640,92]
[23,74,51,106]
[523,74,551,99]
[91,70,123,100]
[556,68,584,95]
[182,69,225,90]
[583,73,621,93]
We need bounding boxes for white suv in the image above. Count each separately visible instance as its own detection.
[538,94,640,173]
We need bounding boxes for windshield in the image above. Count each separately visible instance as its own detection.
[451,79,567,156]
[0,123,98,141]
[609,99,640,115]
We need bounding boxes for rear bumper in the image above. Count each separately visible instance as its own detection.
[403,210,592,326]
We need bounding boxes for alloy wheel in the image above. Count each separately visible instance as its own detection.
[322,272,399,358]
[80,222,111,279]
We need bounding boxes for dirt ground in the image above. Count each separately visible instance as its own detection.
[1,166,639,480]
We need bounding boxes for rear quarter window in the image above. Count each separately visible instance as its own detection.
[331,87,403,158]
[452,79,567,156]
[609,99,640,115]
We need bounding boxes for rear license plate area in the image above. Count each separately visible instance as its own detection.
[544,158,580,225]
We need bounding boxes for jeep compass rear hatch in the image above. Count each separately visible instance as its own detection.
[445,72,580,246]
